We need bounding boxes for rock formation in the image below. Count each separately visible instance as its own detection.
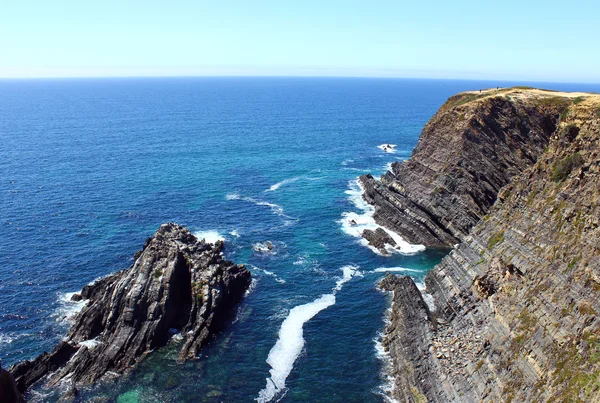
[361,88,568,247]
[10,223,251,395]
[375,88,600,402]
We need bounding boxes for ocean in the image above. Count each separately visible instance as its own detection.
[2,77,599,402]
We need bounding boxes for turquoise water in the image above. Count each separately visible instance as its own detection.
[2,78,599,402]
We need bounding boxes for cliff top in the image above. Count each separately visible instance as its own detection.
[443,86,600,112]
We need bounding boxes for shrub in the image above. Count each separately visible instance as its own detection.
[488,231,505,249]
[551,153,584,182]
[573,96,586,104]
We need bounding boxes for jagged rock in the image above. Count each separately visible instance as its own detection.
[361,89,568,247]
[362,227,396,253]
[377,89,600,402]
[10,223,250,394]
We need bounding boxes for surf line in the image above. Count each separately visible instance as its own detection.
[255,266,361,403]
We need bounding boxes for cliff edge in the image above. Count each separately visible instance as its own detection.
[377,88,600,402]
[10,223,251,396]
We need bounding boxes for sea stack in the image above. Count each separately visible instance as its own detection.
[372,88,600,402]
[10,223,251,395]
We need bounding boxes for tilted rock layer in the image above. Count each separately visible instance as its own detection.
[11,223,250,393]
[378,88,600,402]
[361,88,568,247]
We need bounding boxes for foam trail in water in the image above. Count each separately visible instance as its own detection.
[226,193,295,222]
[265,176,302,192]
[339,179,425,255]
[256,266,360,402]
[193,230,225,244]
[249,265,286,284]
[374,304,401,403]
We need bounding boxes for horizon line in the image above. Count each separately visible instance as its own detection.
[0,74,599,85]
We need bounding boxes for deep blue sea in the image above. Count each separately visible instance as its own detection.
[2,77,599,402]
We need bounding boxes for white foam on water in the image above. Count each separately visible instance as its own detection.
[226,193,294,221]
[265,176,303,192]
[256,266,361,402]
[341,159,354,166]
[0,333,13,344]
[55,292,88,325]
[377,144,397,153]
[230,230,240,237]
[339,179,425,256]
[193,230,225,245]
[249,265,286,284]
[374,302,401,403]
[416,282,436,311]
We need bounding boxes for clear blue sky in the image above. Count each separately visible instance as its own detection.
[1,0,599,82]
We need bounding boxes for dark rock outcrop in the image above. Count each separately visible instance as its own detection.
[11,223,250,394]
[361,88,568,247]
[362,227,397,254]
[379,89,600,402]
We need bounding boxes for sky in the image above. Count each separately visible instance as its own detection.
[1,0,599,82]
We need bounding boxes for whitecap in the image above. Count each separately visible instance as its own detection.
[193,230,225,245]
[377,144,397,153]
[0,333,13,344]
[55,292,88,325]
[265,176,303,192]
[339,179,425,256]
[225,193,295,221]
[230,230,240,237]
[374,303,401,403]
[249,265,286,284]
[256,267,360,402]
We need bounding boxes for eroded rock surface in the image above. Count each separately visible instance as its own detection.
[361,89,568,247]
[11,223,250,393]
[379,89,600,402]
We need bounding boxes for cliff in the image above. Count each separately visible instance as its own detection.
[360,87,569,247]
[10,223,251,395]
[376,88,600,402]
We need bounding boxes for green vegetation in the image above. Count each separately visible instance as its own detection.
[550,153,584,182]
[488,231,505,249]
[596,106,600,117]
[573,96,586,104]
[513,86,534,90]
[560,107,570,120]
[153,269,163,278]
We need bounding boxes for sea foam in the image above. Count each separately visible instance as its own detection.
[193,230,225,244]
[256,266,360,402]
[377,144,397,153]
[339,179,425,255]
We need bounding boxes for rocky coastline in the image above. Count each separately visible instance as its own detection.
[372,88,600,402]
[9,223,251,399]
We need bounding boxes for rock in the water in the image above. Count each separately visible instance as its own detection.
[11,223,251,393]
[361,227,396,254]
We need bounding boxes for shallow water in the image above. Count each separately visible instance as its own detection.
[2,77,599,402]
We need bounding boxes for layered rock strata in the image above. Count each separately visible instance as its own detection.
[378,89,600,402]
[361,88,569,247]
[11,223,250,394]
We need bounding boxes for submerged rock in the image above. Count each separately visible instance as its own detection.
[11,223,250,394]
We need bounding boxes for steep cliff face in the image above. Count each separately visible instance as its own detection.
[10,223,251,394]
[379,89,600,402]
[361,88,567,247]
